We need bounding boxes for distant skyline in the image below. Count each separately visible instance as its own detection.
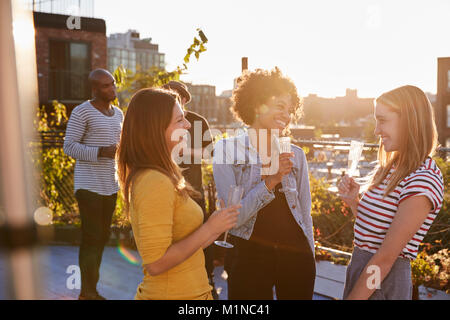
[89,0,450,98]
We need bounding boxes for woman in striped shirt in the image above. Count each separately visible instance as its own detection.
[338,85,444,300]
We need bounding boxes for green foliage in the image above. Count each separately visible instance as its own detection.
[422,157,449,253]
[33,29,209,226]
[314,128,323,140]
[32,101,78,225]
[411,248,449,293]
[411,251,434,287]
[310,174,354,252]
[113,29,208,108]
[112,191,129,227]
[184,29,208,65]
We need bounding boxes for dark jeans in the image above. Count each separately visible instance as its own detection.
[227,235,316,300]
[75,189,117,296]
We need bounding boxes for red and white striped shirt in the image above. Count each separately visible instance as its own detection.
[354,157,444,260]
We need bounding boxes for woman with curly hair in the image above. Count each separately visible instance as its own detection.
[212,67,316,300]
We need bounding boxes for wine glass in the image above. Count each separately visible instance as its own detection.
[340,140,364,197]
[347,140,364,177]
[214,185,244,249]
[278,137,297,193]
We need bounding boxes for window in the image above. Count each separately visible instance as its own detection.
[448,105,450,128]
[147,53,155,68]
[135,52,144,70]
[448,70,450,90]
[49,40,90,101]
[108,48,117,58]
[157,54,164,68]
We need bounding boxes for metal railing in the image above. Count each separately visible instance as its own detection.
[292,138,450,155]
[35,132,449,253]
[26,0,95,18]
[36,132,450,154]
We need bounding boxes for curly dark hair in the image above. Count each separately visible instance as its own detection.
[230,67,303,127]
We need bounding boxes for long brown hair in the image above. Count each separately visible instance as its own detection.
[368,85,439,196]
[117,88,199,211]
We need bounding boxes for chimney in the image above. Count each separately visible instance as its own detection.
[242,57,248,73]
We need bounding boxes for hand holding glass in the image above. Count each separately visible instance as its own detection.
[347,140,364,177]
[278,137,292,154]
[278,137,296,193]
[340,140,364,197]
[214,185,244,248]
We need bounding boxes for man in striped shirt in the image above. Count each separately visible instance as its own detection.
[64,69,124,300]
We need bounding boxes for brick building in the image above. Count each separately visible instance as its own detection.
[33,11,107,110]
[185,83,217,123]
[302,89,374,126]
[215,91,235,126]
[436,57,450,147]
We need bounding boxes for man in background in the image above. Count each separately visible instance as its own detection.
[64,69,124,300]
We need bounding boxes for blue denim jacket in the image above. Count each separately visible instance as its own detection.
[212,132,315,255]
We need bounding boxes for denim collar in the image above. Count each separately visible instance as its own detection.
[235,130,281,166]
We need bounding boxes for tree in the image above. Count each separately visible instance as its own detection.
[113,28,208,108]
[34,29,209,226]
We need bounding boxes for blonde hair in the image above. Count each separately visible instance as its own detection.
[368,85,439,196]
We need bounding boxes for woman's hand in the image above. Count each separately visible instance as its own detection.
[338,174,360,215]
[205,199,241,237]
[263,152,294,191]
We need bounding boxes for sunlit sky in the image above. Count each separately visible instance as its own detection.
[91,0,450,98]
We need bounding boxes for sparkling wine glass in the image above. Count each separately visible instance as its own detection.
[278,136,297,193]
[347,140,364,177]
[214,185,244,248]
[340,140,364,197]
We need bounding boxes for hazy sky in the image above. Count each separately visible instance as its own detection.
[91,0,450,98]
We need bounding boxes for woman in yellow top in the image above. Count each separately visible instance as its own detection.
[117,88,240,300]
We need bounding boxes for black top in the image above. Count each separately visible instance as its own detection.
[180,111,212,196]
[249,183,309,252]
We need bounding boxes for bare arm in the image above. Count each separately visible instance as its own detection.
[338,175,361,218]
[144,203,240,276]
[345,196,431,300]
[145,224,213,276]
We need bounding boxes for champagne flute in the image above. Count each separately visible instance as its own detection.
[278,136,296,193]
[347,140,364,177]
[214,185,244,248]
[340,140,364,197]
